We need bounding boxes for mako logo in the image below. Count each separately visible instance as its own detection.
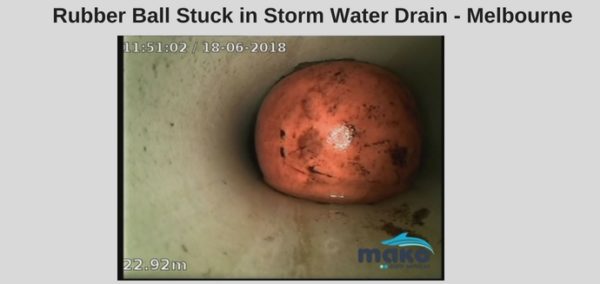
[358,233,434,270]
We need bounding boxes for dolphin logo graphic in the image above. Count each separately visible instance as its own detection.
[381,232,434,254]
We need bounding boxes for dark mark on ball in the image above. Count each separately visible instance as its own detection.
[298,128,322,159]
[308,166,333,177]
[280,147,286,158]
[390,146,408,167]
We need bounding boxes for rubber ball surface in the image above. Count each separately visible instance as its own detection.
[255,60,421,204]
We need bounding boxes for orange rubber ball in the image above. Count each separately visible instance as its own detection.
[255,60,421,204]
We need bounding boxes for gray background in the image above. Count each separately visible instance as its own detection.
[1,0,599,283]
